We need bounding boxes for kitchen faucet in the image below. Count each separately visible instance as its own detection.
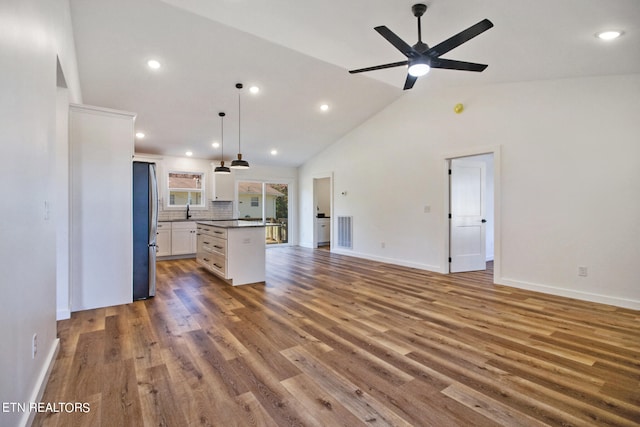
[186,204,192,219]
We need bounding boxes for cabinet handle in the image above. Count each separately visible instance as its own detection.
[203,241,210,244]
[214,245,223,249]
[213,263,222,268]
[203,258,210,262]
[214,231,223,235]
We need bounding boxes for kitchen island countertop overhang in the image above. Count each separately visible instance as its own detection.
[196,220,266,228]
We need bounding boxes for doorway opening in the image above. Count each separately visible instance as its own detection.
[237,181,289,245]
[313,175,332,249]
[444,147,500,281]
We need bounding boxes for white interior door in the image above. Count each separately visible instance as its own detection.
[450,159,486,273]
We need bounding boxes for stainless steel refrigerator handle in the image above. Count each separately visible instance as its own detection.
[148,163,158,297]
[149,164,159,243]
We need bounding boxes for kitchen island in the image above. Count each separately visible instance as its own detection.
[196,220,266,286]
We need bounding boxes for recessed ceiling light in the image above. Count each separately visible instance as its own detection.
[270,149,278,156]
[135,132,145,139]
[185,151,193,157]
[320,104,329,112]
[596,30,623,40]
[147,59,161,69]
[212,142,220,148]
[249,86,260,94]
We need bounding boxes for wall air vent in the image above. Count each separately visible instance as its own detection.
[337,216,353,249]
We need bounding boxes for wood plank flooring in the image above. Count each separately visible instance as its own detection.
[34,247,640,426]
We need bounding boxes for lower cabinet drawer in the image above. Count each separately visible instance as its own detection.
[199,252,226,277]
[200,235,226,256]
[209,254,226,276]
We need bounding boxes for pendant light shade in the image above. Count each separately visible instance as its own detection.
[214,112,230,174]
[230,83,250,169]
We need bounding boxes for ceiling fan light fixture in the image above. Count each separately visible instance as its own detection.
[408,62,430,77]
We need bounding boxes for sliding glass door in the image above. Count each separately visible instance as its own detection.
[238,181,289,245]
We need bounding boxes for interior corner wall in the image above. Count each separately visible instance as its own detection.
[0,1,82,426]
[298,73,640,309]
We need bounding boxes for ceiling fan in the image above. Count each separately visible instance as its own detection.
[349,4,493,90]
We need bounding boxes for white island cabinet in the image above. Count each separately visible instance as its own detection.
[196,221,265,285]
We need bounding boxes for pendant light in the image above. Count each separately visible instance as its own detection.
[230,83,250,169]
[214,112,230,174]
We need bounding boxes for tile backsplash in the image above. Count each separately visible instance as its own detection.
[158,200,234,221]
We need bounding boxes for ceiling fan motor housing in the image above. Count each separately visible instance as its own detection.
[412,4,427,17]
[413,41,429,53]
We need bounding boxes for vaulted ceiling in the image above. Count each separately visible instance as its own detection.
[69,0,640,167]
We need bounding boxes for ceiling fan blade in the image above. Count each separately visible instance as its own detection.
[429,58,488,72]
[403,74,418,90]
[349,60,408,74]
[374,26,419,58]
[426,19,494,58]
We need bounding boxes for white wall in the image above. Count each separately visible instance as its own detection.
[0,1,81,426]
[55,86,71,320]
[299,73,640,309]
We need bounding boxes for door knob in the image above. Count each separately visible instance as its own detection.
[481,219,487,223]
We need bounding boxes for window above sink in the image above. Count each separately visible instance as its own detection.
[167,170,205,208]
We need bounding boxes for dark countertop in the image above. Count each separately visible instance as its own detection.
[159,218,237,223]
[196,220,265,229]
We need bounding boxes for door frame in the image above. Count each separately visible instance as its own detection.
[236,179,293,246]
[312,173,333,249]
[442,145,501,280]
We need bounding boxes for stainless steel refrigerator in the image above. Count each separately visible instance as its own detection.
[133,161,158,300]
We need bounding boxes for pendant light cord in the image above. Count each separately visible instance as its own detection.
[238,90,241,154]
[220,113,224,159]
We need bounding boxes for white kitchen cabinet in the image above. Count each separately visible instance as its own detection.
[70,104,135,311]
[211,166,235,201]
[156,222,172,257]
[317,218,331,244]
[171,221,197,255]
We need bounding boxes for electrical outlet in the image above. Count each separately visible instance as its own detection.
[578,266,588,277]
[381,242,385,249]
[32,333,37,359]
[424,205,431,213]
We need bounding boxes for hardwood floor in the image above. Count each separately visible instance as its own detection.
[35,247,640,426]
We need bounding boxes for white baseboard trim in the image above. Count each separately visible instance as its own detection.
[298,241,314,249]
[497,277,640,310]
[20,338,60,427]
[330,248,442,273]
